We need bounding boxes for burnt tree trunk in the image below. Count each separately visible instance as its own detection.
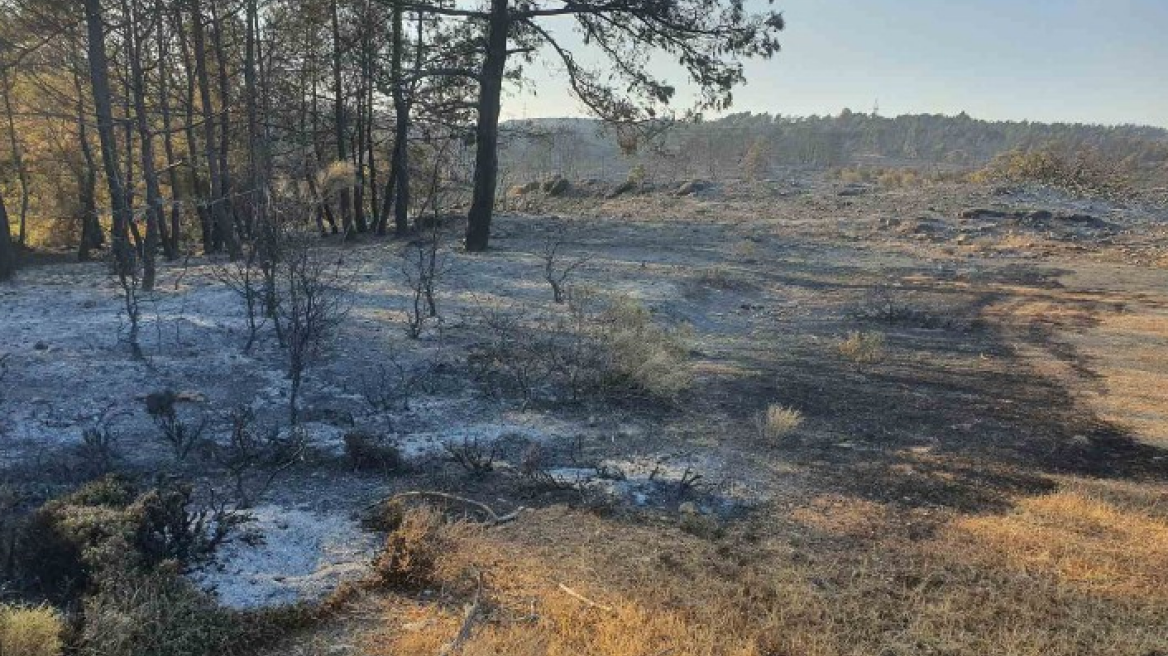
[0,191,14,281]
[157,0,181,259]
[190,0,240,257]
[465,0,509,252]
[174,4,213,252]
[330,0,354,235]
[382,0,409,237]
[210,1,240,242]
[124,0,162,290]
[84,0,135,276]
[0,67,29,246]
[72,57,103,261]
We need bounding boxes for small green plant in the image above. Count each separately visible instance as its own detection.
[0,604,64,656]
[838,331,887,367]
[757,404,804,441]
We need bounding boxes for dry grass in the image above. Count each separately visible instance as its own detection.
[599,296,693,399]
[0,604,64,656]
[838,330,886,365]
[352,494,1168,656]
[952,480,1168,600]
[757,403,804,441]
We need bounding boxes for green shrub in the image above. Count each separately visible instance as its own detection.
[77,565,241,656]
[0,604,64,656]
[13,476,228,600]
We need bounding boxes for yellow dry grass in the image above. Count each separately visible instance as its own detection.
[952,480,1168,601]
[0,604,64,656]
[757,403,804,441]
[354,493,1168,656]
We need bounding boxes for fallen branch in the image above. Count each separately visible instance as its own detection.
[370,491,523,526]
[557,583,614,613]
[440,569,484,655]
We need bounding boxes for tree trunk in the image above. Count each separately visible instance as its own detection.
[354,58,367,233]
[244,0,265,233]
[124,0,162,291]
[465,0,509,252]
[381,0,410,237]
[72,56,103,261]
[331,0,354,235]
[363,4,380,233]
[174,5,213,252]
[311,68,339,234]
[0,191,15,281]
[0,67,29,246]
[84,0,135,277]
[157,0,181,259]
[210,0,240,243]
[190,0,239,257]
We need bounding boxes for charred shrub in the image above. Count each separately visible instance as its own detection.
[145,391,208,462]
[343,431,405,472]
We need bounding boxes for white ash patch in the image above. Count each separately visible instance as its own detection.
[190,504,379,609]
[546,453,770,511]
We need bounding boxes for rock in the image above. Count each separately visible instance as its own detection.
[958,208,1008,220]
[606,180,636,198]
[543,177,570,197]
[509,181,541,196]
[301,407,356,427]
[679,501,700,516]
[675,180,710,196]
[33,341,49,351]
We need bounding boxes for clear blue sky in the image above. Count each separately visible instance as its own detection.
[504,0,1168,128]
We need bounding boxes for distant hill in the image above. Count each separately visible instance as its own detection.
[498,112,1168,183]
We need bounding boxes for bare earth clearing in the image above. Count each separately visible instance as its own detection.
[3,176,1167,653]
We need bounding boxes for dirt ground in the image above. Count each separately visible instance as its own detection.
[2,175,1167,652]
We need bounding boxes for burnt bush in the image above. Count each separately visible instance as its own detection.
[343,431,405,473]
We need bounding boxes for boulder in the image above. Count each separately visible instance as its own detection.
[675,180,711,196]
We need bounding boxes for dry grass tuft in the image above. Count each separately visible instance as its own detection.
[838,330,886,365]
[599,296,693,399]
[373,506,472,589]
[757,403,804,441]
[0,604,64,656]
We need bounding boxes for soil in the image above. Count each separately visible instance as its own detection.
[2,175,1166,609]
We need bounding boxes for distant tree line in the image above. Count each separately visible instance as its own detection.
[499,111,1168,184]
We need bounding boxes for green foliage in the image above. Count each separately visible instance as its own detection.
[12,476,228,601]
[76,565,241,656]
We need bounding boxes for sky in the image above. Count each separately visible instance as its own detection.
[502,0,1168,128]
